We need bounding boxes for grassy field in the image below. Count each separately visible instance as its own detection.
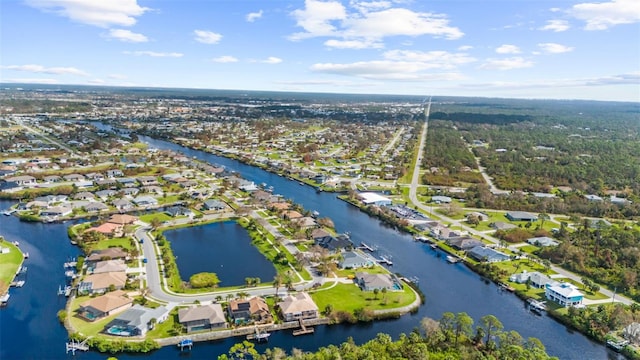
[0,241,23,295]
[90,237,135,252]
[311,282,417,313]
[139,212,172,224]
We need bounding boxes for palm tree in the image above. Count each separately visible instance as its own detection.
[273,274,283,297]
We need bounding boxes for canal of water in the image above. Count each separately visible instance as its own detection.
[0,130,621,359]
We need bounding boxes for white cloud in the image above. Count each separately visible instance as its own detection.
[569,0,640,30]
[106,29,148,42]
[262,57,283,64]
[289,0,463,47]
[383,50,476,68]
[108,74,127,79]
[25,0,149,28]
[495,44,521,54]
[458,45,473,51]
[539,19,570,32]
[538,43,574,53]
[2,78,60,84]
[310,59,466,81]
[123,51,183,57]
[212,56,239,63]
[289,0,347,40]
[324,39,383,49]
[2,64,88,76]
[88,79,105,84]
[246,10,263,22]
[465,72,640,89]
[480,57,534,70]
[194,30,223,44]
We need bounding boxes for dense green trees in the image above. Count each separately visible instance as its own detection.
[218,314,556,360]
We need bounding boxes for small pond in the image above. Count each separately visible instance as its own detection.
[164,220,277,286]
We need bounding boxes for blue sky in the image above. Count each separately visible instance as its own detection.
[1,0,639,101]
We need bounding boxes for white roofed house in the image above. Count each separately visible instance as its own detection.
[5,175,36,186]
[132,196,158,208]
[357,192,392,207]
[545,282,584,307]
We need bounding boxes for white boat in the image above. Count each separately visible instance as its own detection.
[446,255,461,264]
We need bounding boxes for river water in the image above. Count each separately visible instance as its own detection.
[0,131,618,359]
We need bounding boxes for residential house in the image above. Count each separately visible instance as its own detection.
[78,271,127,295]
[108,214,138,226]
[545,282,584,307]
[116,178,138,187]
[63,174,85,182]
[509,271,552,289]
[121,187,140,197]
[86,248,128,263]
[294,217,317,228]
[467,246,510,263]
[282,210,303,220]
[112,198,135,212]
[358,192,392,207]
[340,251,373,269]
[314,233,353,252]
[106,169,124,178]
[40,206,73,218]
[490,222,518,231]
[87,222,123,237]
[446,236,483,251]
[5,175,36,186]
[355,272,401,291]
[137,176,158,186]
[95,179,117,187]
[43,175,62,183]
[142,185,164,196]
[73,192,95,201]
[165,206,194,217]
[0,180,22,192]
[202,199,225,211]
[85,202,109,213]
[431,195,452,204]
[132,196,158,207]
[505,211,538,222]
[78,290,133,321]
[93,259,127,274]
[178,304,228,332]
[269,202,290,211]
[527,237,559,247]
[228,297,273,324]
[277,292,319,322]
[105,305,170,336]
[584,194,603,202]
[95,189,117,201]
[431,226,461,240]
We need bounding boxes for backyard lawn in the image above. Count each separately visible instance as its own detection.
[0,241,23,295]
[90,237,135,252]
[139,212,172,224]
[311,282,416,313]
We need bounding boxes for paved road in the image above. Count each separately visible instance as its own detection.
[404,98,635,306]
[8,118,77,154]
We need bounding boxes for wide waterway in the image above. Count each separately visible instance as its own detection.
[0,132,620,359]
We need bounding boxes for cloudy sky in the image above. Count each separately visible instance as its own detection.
[1,0,639,101]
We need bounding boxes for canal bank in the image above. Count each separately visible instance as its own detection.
[0,132,619,360]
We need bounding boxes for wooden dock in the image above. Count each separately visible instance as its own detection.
[292,319,315,336]
[359,242,375,252]
[66,338,91,354]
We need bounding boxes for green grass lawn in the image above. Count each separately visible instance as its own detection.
[311,283,417,313]
[0,241,23,294]
[69,295,123,337]
[139,212,172,224]
[158,195,180,205]
[90,237,135,252]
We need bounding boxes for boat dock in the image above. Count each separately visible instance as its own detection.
[359,242,375,252]
[246,327,271,342]
[446,255,462,264]
[65,338,91,354]
[607,339,629,352]
[292,319,315,336]
[377,255,393,266]
[0,293,9,307]
[177,338,193,351]
[527,299,547,313]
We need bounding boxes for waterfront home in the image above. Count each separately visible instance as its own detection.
[446,236,483,251]
[467,246,510,263]
[339,251,374,269]
[357,192,392,207]
[430,225,461,240]
[87,222,123,237]
[314,233,353,252]
[86,247,128,263]
[92,259,128,274]
[355,272,401,291]
[509,271,552,288]
[238,179,258,192]
[165,206,194,217]
[40,206,73,218]
[178,304,228,332]
[282,210,303,220]
[112,198,135,212]
[527,236,559,247]
[108,214,138,226]
[269,202,291,211]
[228,297,273,324]
[5,175,36,186]
[78,271,127,295]
[505,211,538,222]
[545,282,584,307]
[132,196,158,207]
[105,305,170,336]
[277,292,319,322]
[0,180,22,192]
[203,199,226,211]
[78,290,133,321]
[294,217,317,228]
[85,202,110,213]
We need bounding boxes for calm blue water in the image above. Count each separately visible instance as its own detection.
[164,221,276,285]
[0,132,619,360]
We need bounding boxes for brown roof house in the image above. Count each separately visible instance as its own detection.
[78,290,133,321]
[178,304,227,332]
[228,297,273,325]
[277,292,318,322]
[78,271,127,295]
[108,214,138,225]
[92,259,127,274]
[86,247,128,263]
